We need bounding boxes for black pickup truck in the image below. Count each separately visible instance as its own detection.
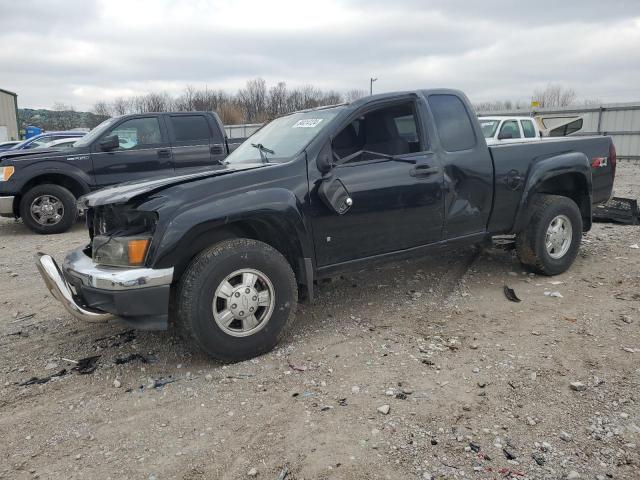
[36,89,616,361]
[0,111,241,234]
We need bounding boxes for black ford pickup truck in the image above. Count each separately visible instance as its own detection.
[0,111,241,234]
[36,89,616,361]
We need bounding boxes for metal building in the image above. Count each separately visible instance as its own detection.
[0,88,19,142]
[478,102,640,160]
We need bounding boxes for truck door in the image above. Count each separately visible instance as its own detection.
[427,94,493,239]
[167,114,224,172]
[310,99,444,266]
[91,116,173,186]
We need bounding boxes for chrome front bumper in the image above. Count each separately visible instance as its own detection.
[0,195,15,217]
[36,247,174,324]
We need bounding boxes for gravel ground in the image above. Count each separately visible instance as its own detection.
[0,162,639,480]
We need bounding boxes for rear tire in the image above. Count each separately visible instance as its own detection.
[176,239,297,362]
[19,184,77,234]
[516,194,582,276]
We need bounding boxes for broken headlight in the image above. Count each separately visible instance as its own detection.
[91,206,157,267]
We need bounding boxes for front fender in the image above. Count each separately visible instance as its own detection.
[150,187,312,272]
[10,160,93,193]
[513,151,592,232]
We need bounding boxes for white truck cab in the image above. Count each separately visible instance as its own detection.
[479,116,541,145]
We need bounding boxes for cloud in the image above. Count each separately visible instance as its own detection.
[0,0,639,109]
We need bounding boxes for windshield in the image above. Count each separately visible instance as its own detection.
[74,117,119,147]
[225,107,343,165]
[479,119,500,138]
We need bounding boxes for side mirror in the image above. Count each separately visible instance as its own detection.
[316,141,333,174]
[99,134,120,151]
[497,131,513,140]
[318,175,353,215]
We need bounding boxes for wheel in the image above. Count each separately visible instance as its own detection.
[19,184,77,234]
[516,194,583,276]
[176,238,297,362]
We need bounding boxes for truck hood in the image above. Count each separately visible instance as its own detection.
[79,163,266,208]
[0,148,68,163]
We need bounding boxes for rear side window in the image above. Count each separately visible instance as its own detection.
[170,115,211,142]
[428,94,476,151]
[521,119,536,138]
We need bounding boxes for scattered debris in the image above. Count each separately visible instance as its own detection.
[72,355,101,374]
[544,291,563,298]
[276,464,289,480]
[247,467,258,476]
[503,447,517,460]
[94,330,135,348]
[113,379,122,388]
[566,471,581,479]
[114,353,149,365]
[620,314,634,324]
[287,362,307,372]
[20,369,67,386]
[377,404,390,415]
[593,197,639,225]
[570,381,586,392]
[497,467,525,477]
[503,285,521,302]
[532,452,546,466]
[9,312,36,323]
[630,244,639,249]
[469,442,481,453]
[559,431,573,442]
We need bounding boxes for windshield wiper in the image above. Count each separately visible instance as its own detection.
[251,143,275,164]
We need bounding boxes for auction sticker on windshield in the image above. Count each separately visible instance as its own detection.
[293,119,323,128]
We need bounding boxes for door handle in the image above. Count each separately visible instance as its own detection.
[157,148,172,159]
[210,144,224,155]
[410,165,439,177]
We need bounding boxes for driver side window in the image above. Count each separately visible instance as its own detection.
[332,102,422,164]
[108,117,162,150]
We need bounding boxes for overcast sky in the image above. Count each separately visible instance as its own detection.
[1,0,639,110]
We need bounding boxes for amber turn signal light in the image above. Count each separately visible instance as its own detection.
[127,238,150,265]
[1,166,15,181]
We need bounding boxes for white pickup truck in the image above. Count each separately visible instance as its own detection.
[479,116,542,145]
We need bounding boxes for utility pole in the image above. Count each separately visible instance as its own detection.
[370,77,377,95]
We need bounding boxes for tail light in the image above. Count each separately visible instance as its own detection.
[609,142,617,179]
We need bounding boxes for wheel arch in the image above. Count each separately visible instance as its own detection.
[16,173,90,216]
[151,189,314,288]
[514,152,592,232]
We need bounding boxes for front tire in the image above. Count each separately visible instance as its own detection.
[19,184,77,234]
[176,239,297,362]
[516,194,583,276]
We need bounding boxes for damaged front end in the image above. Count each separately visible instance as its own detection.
[36,203,174,330]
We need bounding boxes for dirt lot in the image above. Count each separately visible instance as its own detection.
[1,163,639,480]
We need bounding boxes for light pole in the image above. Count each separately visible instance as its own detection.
[370,77,377,95]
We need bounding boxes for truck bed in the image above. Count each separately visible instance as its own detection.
[488,135,615,234]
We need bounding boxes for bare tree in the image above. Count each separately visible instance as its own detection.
[267,82,288,119]
[344,89,367,102]
[532,84,577,108]
[50,102,78,130]
[111,97,132,115]
[237,78,268,122]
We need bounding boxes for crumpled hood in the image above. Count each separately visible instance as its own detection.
[79,163,265,207]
